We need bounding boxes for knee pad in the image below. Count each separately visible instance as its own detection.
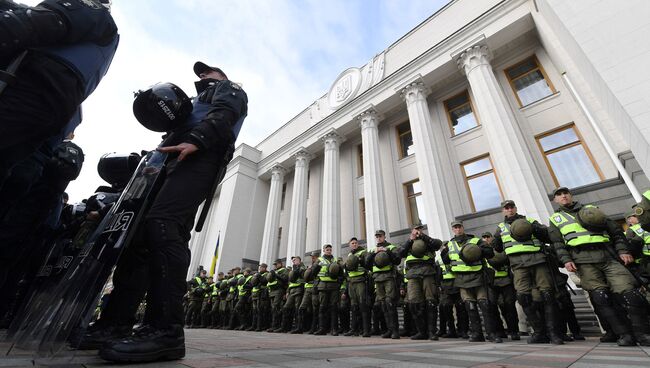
[620,289,649,308]
[516,293,533,307]
[540,290,555,303]
[589,289,612,307]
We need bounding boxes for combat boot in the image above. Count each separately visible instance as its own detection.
[330,309,339,336]
[426,301,439,341]
[387,301,400,339]
[409,303,427,340]
[478,300,501,343]
[76,324,133,350]
[465,301,485,342]
[99,324,185,363]
[273,310,291,333]
[619,289,650,346]
[290,310,304,334]
[344,306,359,336]
[314,310,329,335]
[361,308,371,338]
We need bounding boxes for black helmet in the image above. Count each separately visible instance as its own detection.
[133,82,192,132]
[97,152,142,188]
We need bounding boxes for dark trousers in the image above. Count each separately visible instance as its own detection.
[100,148,226,329]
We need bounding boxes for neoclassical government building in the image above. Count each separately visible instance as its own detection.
[188,0,650,275]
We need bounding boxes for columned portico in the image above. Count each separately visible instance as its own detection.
[401,80,454,238]
[320,129,343,257]
[259,164,286,265]
[457,44,553,221]
[358,109,388,248]
[286,149,311,260]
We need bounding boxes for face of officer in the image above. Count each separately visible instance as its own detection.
[218,273,224,280]
[199,69,227,81]
[259,265,267,272]
[375,234,385,245]
[554,189,573,207]
[452,224,465,236]
[311,255,318,264]
[627,216,639,226]
[323,246,332,256]
[233,268,240,275]
[199,270,207,278]
[274,262,283,270]
[502,204,517,218]
[349,239,359,250]
[482,234,493,245]
[292,258,301,266]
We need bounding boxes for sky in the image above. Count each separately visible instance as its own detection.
[22,0,449,202]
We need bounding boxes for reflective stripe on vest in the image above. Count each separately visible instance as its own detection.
[305,282,314,289]
[238,275,253,295]
[267,268,287,288]
[486,262,508,278]
[317,256,337,282]
[372,244,397,273]
[447,237,482,272]
[498,218,542,255]
[435,254,455,280]
[630,224,650,256]
[549,207,610,246]
[348,248,367,278]
[405,251,432,263]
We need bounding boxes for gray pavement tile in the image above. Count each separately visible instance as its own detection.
[391,352,501,363]
[580,355,650,362]
[0,358,32,367]
[570,363,650,368]
[381,363,463,368]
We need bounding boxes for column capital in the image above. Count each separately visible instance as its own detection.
[270,163,286,178]
[456,44,491,75]
[357,108,382,130]
[320,128,345,151]
[293,147,312,165]
[400,81,430,105]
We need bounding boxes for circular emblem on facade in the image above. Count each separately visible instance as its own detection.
[328,67,362,109]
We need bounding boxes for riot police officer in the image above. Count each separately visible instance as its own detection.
[343,237,371,337]
[366,230,401,339]
[185,270,208,328]
[234,268,254,330]
[277,256,305,333]
[267,259,289,332]
[313,244,342,336]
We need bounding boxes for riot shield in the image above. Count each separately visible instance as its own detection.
[7,150,168,358]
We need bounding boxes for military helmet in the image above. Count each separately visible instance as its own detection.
[374,251,390,268]
[304,267,314,282]
[265,271,276,283]
[97,152,141,189]
[250,273,260,287]
[510,218,533,241]
[345,254,359,271]
[328,262,341,277]
[577,206,607,231]
[133,82,193,132]
[411,239,427,258]
[488,251,508,268]
[461,244,482,263]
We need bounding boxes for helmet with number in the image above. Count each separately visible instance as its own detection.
[577,206,607,231]
[132,82,192,132]
[510,219,533,242]
[374,251,390,268]
[345,254,359,271]
[328,263,341,277]
[488,251,508,268]
[97,152,142,188]
[461,244,482,263]
[411,239,427,258]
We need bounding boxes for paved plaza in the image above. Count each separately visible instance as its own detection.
[2,329,650,368]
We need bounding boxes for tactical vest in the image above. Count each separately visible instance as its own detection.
[288,266,306,288]
[317,256,337,282]
[211,282,219,296]
[347,248,367,278]
[447,237,482,273]
[267,268,287,289]
[305,281,315,289]
[252,271,267,293]
[435,254,455,280]
[549,206,610,247]
[237,275,253,296]
[185,82,246,140]
[498,218,542,255]
[37,34,120,99]
[230,274,243,293]
[405,241,434,264]
[486,262,508,278]
[630,224,650,258]
[372,244,396,273]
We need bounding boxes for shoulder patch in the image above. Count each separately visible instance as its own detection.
[553,215,562,223]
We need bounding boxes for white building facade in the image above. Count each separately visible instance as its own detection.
[189,0,650,275]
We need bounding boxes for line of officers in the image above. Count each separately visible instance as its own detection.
[181,186,650,346]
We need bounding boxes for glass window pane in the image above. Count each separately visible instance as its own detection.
[397,122,410,135]
[414,195,427,225]
[446,92,469,110]
[513,70,553,106]
[450,104,478,135]
[468,173,501,211]
[399,132,414,158]
[547,145,600,188]
[463,157,492,177]
[506,58,536,79]
[539,128,579,152]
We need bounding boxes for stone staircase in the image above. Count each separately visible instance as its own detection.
[571,288,602,336]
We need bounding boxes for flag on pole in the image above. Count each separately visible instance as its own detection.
[209,232,220,276]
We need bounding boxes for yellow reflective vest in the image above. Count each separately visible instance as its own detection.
[549,206,610,247]
[498,217,542,255]
[447,237,482,273]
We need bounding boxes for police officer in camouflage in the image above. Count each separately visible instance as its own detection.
[185,270,207,328]
[366,230,401,339]
[314,244,342,335]
[397,225,442,340]
[301,251,320,334]
[234,268,254,330]
[278,256,306,333]
[250,264,269,331]
[549,187,650,346]
[343,237,371,337]
[266,259,288,332]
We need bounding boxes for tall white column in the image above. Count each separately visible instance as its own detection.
[358,109,388,248]
[320,129,343,257]
[286,148,311,260]
[401,81,453,239]
[457,45,553,220]
[259,164,286,265]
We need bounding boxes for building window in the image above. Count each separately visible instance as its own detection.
[357,144,364,177]
[404,180,426,226]
[280,182,287,210]
[396,121,415,159]
[462,155,503,212]
[444,90,478,136]
[359,198,366,240]
[536,123,603,188]
[505,55,556,107]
